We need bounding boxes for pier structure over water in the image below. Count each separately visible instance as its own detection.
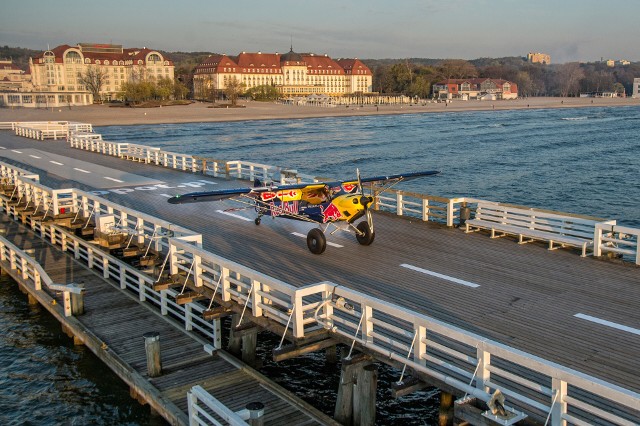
[0,121,639,425]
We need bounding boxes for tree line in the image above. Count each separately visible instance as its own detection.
[2,46,638,98]
[368,57,639,98]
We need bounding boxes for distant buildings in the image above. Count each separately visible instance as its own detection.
[0,43,175,107]
[432,78,518,100]
[29,43,174,101]
[633,78,640,98]
[193,48,372,100]
[605,59,630,67]
[527,52,551,65]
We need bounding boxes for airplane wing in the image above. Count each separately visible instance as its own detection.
[167,182,328,204]
[338,170,440,187]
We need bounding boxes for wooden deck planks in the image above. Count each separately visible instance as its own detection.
[0,211,335,426]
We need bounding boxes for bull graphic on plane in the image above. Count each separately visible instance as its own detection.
[167,169,439,254]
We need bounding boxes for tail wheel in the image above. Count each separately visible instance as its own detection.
[307,228,327,254]
[254,217,261,225]
[355,221,375,246]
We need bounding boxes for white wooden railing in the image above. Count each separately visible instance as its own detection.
[10,121,92,140]
[0,233,83,317]
[595,223,640,264]
[0,159,639,425]
[188,385,264,426]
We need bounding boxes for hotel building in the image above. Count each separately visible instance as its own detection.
[193,49,372,100]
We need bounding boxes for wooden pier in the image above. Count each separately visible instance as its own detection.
[0,214,336,426]
[1,122,640,425]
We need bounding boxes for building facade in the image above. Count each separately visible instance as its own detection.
[633,78,640,99]
[193,49,372,100]
[433,78,518,100]
[29,43,174,101]
[527,52,551,65]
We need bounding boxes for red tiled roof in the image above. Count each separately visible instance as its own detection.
[235,52,281,69]
[31,44,173,65]
[303,55,344,74]
[336,58,371,75]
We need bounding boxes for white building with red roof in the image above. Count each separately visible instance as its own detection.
[193,48,372,100]
[432,78,518,100]
[29,43,174,101]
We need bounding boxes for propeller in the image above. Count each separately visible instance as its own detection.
[356,168,374,234]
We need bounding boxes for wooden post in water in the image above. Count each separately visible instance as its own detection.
[27,293,38,305]
[245,402,265,426]
[143,332,162,377]
[354,364,378,426]
[334,353,372,425]
[326,345,338,364]
[241,326,258,368]
[228,314,242,356]
[439,391,454,426]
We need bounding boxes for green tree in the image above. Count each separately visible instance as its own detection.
[224,77,245,106]
[247,84,280,101]
[79,67,108,103]
[436,59,477,80]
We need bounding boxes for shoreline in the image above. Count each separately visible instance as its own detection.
[0,97,638,127]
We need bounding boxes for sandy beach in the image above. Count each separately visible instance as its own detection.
[0,96,638,126]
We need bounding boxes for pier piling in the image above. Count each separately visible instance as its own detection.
[143,331,162,378]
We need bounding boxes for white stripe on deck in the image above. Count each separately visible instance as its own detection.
[291,232,343,248]
[217,210,252,222]
[29,154,41,159]
[104,177,124,183]
[73,168,90,174]
[574,313,640,336]
[50,161,64,165]
[11,150,22,153]
[0,147,5,149]
[400,264,480,288]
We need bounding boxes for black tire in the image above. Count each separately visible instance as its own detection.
[355,221,375,245]
[307,228,327,254]
[254,217,261,225]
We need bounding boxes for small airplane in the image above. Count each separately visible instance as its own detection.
[167,169,439,254]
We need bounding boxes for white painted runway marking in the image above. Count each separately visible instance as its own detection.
[11,150,22,154]
[50,161,64,165]
[104,177,124,183]
[291,232,344,248]
[216,210,252,222]
[73,168,90,174]
[159,194,173,198]
[400,264,480,288]
[0,147,6,149]
[29,155,41,159]
[574,313,640,336]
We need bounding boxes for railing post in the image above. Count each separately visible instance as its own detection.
[550,378,567,426]
[593,224,603,257]
[476,348,491,393]
[396,192,403,216]
[292,292,304,338]
[63,290,72,317]
[250,279,263,318]
[422,198,430,222]
[362,304,374,344]
[447,199,455,227]
[414,323,426,367]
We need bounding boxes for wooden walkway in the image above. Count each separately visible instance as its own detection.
[0,214,336,426]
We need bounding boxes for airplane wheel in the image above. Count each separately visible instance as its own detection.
[355,222,375,246]
[255,217,261,225]
[307,228,327,254]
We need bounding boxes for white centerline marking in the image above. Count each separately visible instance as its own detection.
[401,264,480,288]
[0,147,6,150]
[73,168,90,174]
[11,150,22,154]
[159,194,173,198]
[29,155,41,159]
[291,232,343,248]
[104,177,124,183]
[50,161,64,165]
[574,313,640,336]
[216,210,252,222]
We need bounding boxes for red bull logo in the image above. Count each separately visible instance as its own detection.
[260,190,299,202]
[270,201,299,217]
[342,183,358,193]
[320,203,342,223]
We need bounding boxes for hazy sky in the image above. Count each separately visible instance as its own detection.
[2,0,638,63]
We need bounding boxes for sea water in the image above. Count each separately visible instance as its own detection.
[2,106,639,425]
[98,105,640,227]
